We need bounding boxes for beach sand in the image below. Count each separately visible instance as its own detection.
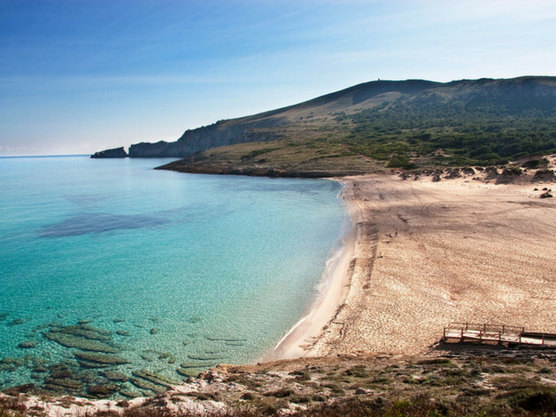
[277,170,556,358]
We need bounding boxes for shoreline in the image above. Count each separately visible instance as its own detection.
[305,169,556,357]
[264,178,360,361]
[269,163,556,360]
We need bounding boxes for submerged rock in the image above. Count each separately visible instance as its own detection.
[116,330,131,336]
[120,389,143,398]
[59,324,112,341]
[50,370,73,379]
[188,317,202,324]
[77,361,111,369]
[45,377,83,390]
[44,331,120,353]
[132,369,179,387]
[48,364,73,379]
[180,362,215,369]
[176,367,205,378]
[188,355,223,361]
[74,352,130,365]
[101,371,129,382]
[129,377,166,395]
[23,356,49,373]
[18,340,38,349]
[87,383,120,398]
[1,383,36,396]
[0,357,25,371]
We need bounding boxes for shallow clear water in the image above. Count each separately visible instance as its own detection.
[0,156,347,397]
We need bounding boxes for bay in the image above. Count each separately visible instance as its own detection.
[0,156,347,396]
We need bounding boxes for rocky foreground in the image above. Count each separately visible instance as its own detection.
[2,346,556,416]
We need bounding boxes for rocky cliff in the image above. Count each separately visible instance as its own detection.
[128,116,287,158]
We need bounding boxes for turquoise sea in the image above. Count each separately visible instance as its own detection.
[0,156,347,398]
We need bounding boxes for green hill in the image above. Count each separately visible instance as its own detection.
[130,76,556,176]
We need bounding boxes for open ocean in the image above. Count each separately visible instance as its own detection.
[0,156,347,398]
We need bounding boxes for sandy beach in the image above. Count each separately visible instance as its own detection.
[277,166,556,359]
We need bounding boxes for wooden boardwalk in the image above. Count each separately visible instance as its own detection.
[442,323,556,347]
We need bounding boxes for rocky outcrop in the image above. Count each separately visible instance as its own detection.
[4,349,556,416]
[129,117,286,158]
[91,147,128,158]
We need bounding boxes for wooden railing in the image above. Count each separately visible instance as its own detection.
[442,323,556,347]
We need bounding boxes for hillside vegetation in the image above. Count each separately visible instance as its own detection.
[152,77,556,176]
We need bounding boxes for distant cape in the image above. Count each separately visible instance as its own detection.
[91,147,128,159]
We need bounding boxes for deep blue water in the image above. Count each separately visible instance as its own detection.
[0,156,347,397]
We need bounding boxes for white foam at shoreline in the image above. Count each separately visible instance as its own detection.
[266,182,354,360]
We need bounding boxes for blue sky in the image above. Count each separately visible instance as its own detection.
[1,0,556,156]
